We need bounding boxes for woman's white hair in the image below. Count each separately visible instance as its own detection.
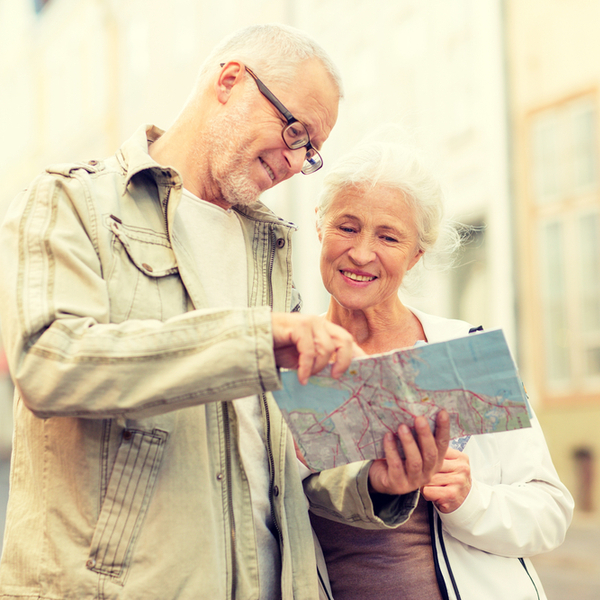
[316,136,459,263]
[197,23,343,97]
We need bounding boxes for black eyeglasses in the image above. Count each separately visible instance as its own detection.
[220,63,323,174]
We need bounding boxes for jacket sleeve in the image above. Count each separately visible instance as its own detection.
[303,461,419,529]
[0,172,281,420]
[437,411,574,557]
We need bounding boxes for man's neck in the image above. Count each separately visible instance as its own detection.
[148,123,231,209]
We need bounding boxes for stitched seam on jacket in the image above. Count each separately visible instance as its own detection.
[29,328,244,362]
[17,176,59,340]
[31,379,264,419]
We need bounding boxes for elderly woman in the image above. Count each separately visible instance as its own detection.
[304,140,574,600]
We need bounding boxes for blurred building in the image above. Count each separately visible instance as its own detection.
[0,0,516,455]
[506,0,600,517]
[1,0,597,522]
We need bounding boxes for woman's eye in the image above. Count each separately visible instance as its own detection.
[340,226,355,233]
[382,236,398,243]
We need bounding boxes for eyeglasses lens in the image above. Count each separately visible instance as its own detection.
[283,123,309,149]
[283,121,322,174]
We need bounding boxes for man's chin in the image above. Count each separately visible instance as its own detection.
[223,180,262,207]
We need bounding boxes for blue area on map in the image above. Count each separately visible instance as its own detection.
[275,373,350,414]
[411,330,523,402]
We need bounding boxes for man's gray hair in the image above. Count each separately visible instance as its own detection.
[197,23,343,96]
[316,139,457,257]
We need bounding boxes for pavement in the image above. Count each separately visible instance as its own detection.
[0,458,599,597]
[531,516,600,600]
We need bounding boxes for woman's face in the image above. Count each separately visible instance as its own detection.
[318,184,423,312]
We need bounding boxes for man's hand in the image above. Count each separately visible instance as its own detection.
[368,410,450,496]
[271,313,360,384]
[421,447,472,513]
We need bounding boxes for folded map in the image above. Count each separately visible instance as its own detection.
[273,329,530,471]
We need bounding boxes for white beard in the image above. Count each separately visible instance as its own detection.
[204,94,263,207]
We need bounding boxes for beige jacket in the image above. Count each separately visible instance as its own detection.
[0,125,413,600]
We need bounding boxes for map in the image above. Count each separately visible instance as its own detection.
[273,329,531,471]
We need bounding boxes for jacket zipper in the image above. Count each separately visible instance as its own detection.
[162,186,171,241]
[262,392,283,548]
[428,502,451,600]
[265,226,282,545]
[222,401,237,597]
[435,510,462,600]
[267,226,276,309]
[519,558,541,600]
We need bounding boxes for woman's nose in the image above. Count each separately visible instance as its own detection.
[347,237,375,264]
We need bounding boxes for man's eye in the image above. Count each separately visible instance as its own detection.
[340,226,355,233]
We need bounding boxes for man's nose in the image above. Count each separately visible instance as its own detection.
[285,146,307,175]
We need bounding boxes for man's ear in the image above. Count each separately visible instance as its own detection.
[215,62,245,105]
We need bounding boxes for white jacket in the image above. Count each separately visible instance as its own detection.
[412,307,574,600]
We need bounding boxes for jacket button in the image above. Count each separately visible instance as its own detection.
[273,485,280,497]
[141,263,154,272]
[123,430,133,441]
[216,473,224,481]
[276,238,285,249]
[86,558,96,569]
[88,160,98,166]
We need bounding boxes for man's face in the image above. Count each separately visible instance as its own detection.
[207,59,339,207]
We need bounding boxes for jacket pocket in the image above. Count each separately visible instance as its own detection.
[87,428,168,582]
[106,217,186,322]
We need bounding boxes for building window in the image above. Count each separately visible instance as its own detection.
[532,98,598,205]
[539,219,570,384]
[578,212,600,378]
[531,96,600,391]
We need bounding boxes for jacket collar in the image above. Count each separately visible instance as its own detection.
[118,124,180,192]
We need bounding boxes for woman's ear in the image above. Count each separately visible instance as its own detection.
[315,207,323,242]
[408,249,424,271]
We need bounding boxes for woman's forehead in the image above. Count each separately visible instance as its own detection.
[328,184,413,217]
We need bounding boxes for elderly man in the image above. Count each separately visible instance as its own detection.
[0,24,448,600]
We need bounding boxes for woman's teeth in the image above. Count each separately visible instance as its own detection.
[342,271,375,282]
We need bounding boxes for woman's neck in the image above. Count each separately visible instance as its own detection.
[326,298,426,355]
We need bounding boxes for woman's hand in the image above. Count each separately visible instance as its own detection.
[368,410,450,496]
[421,447,472,513]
